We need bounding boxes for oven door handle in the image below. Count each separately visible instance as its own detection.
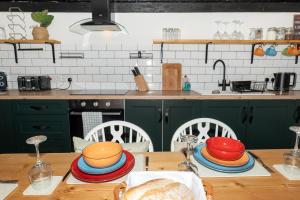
[69,111,122,116]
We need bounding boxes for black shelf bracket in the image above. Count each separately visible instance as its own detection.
[160,42,164,63]
[205,42,212,64]
[5,42,18,63]
[250,43,258,64]
[46,42,56,63]
[17,43,43,51]
[296,44,299,64]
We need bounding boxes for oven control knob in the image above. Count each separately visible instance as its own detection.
[80,101,86,107]
[93,101,99,107]
[105,101,111,107]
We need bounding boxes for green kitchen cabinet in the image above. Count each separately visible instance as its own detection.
[14,100,71,153]
[0,101,15,153]
[163,100,200,151]
[125,100,200,151]
[201,100,295,149]
[125,100,162,151]
[201,100,247,144]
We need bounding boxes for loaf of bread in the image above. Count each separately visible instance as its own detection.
[122,178,194,200]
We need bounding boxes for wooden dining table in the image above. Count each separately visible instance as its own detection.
[0,149,300,200]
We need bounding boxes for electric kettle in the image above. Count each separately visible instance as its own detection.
[273,72,297,91]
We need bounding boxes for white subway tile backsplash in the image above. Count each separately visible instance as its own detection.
[100,67,114,74]
[85,67,100,74]
[1,42,299,91]
[176,51,190,59]
[26,67,41,75]
[99,51,114,58]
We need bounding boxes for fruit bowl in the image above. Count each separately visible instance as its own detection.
[206,137,245,161]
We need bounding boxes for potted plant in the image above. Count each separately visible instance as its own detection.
[31,10,54,40]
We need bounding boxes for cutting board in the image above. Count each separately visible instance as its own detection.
[162,63,182,90]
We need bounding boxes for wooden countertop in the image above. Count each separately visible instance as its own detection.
[1,150,299,200]
[1,89,300,100]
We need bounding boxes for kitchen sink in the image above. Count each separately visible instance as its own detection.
[199,90,275,96]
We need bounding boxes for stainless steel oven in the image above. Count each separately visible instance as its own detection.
[69,99,124,147]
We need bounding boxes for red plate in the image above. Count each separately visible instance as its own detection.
[71,150,135,183]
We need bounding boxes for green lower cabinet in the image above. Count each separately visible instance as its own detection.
[246,100,295,149]
[0,101,15,153]
[201,100,295,149]
[125,100,162,151]
[163,100,200,151]
[125,100,200,151]
[201,100,247,144]
[14,100,71,153]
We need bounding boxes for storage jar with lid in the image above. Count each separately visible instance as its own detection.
[266,27,277,40]
[285,27,294,40]
[277,27,287,40]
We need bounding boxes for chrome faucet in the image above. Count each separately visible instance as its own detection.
[213,59,230,91]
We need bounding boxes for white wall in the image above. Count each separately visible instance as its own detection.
[0,12,299,91]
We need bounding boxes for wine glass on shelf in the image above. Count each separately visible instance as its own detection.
[283,126,300,174]
[213,20,222,40]
[26,135,52,190]
[237,21,244,40]
[221,21,231,40]
[178,134,198,174]
[231,20,239,40]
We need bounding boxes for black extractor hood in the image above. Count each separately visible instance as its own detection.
[69,0,125,34]
[81,0,121,31]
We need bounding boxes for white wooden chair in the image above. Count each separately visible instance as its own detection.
[84,120,154,152]
[171,118,237,152]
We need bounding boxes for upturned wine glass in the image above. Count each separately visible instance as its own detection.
[283,126,300,174]
[26,135,52,190]
[221,22,231,40]
[213,21,222,40]
[178,134,198,174]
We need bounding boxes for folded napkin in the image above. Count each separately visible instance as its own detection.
[191,156,271,177]
[23,176,62,196]
[0,183,18,199]
[273,164,300,180]
[66,154,145,184]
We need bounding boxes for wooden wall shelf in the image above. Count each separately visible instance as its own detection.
[0,39,61,63]
[153,39,300,45]
[153,39,300,64]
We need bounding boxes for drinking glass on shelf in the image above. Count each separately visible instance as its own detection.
[221,21,231,40]
[237,21,244,40]
[213,20,222,40]
[26,135,52,190]
[283,126,300,175]
[178,134,198,174]
[231,20,239,40]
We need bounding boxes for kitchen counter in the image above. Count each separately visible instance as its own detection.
[1,89,300,100]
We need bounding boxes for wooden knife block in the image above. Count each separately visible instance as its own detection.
[134,75,149,92]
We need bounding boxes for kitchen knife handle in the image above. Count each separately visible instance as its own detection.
[248,106,254,124]
[30,105,48,110]
[241,106,248,124]
[158,108,162,123]
[131,69,137,77]
[164,108,169,124]
[134,67,141,75]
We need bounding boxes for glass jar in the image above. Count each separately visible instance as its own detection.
[249,28,256,40]
[255,28,263,40]
[266,27,277,40]
[277,27,287,40]
[285,27,294,40]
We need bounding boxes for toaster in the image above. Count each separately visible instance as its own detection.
[0,72,8,91]
[17,76,51,91]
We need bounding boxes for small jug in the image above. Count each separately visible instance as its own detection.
[265,45,277,56]
[287,45,299,56]
[254,45,264,56]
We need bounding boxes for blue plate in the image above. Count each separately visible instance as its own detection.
[78,153,126,175]
[193,143,255,173]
